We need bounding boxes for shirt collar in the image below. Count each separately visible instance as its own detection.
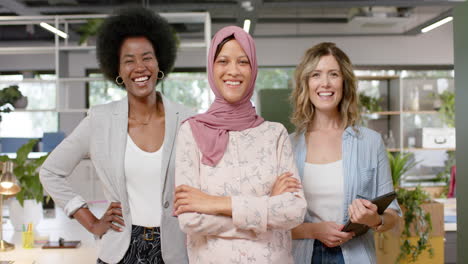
[343,126,359,140]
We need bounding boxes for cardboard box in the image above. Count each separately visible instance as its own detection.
[422,128,455,149]
[375,201,444,264]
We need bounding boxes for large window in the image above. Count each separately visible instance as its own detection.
[161,72,211,112]
[256,68,295,90]
[87,73,127,107]
[88,68,454,114]
[87,68,297,113]
[0,73,58,138]
[87,71,212,113]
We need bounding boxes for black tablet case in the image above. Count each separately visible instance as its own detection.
[342,191,397,236]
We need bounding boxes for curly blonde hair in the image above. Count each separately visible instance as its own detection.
[290,42,360,134]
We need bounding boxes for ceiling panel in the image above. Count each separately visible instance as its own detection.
[0,0,458,41]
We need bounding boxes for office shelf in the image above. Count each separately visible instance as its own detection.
[387,147,455,152]
[364,110,439,116]
[0,12,211,112]
[360,74,455,189]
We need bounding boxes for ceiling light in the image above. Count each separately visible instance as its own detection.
[421,16,453,33]
[243,19,251,33]
[40,22,68,39]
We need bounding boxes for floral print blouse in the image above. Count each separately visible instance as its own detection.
[175,121,307,264]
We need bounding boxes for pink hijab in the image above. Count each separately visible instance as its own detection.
[185,26,264,166]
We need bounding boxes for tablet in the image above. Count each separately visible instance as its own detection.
[342,191,397,236]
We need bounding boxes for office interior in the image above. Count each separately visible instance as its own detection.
[0,0,467,263]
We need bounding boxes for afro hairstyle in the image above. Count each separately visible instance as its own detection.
[96,6,177,83]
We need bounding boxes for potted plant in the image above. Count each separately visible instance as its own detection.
[0,85,28,122]
[388,152,418,188]
[0,139,48,231]
[434,90,455,196]
[375,152,437,263]
[76,18,103,45]
[395,186,433,262]
[436,90,455,128]
[359,93,382,113]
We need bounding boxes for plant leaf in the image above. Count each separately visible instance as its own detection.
[15,139,38,166]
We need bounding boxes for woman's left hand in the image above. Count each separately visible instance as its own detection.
[270,172,301,196]
[347,199,381,228]
[174,185,230,216]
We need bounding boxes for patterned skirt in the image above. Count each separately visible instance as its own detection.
[97,225,164,264]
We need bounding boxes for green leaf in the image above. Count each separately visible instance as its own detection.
[358,93,382,113]
[15,139,38,166]
[77,19,103,45]
[7,140,48,205]
[396,187,433,262]
[16,190,25,207]
[438,90,455,127]
[0,155,10,162]
[0,85,23,106]
[388,151,419,188]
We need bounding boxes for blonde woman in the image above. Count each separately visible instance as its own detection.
[290,42,401,264]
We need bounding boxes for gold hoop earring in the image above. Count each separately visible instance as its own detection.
[115,76,124,85]
[157,71,165,80]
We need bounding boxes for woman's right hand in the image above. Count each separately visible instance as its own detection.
[314,222,354,248]
[270,172,302,196]
[90,202,125,237]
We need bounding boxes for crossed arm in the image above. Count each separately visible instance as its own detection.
[174,123,306,238]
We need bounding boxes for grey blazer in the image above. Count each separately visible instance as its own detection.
[40,95,193,264]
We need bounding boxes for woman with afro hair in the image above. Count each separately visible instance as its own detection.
[40,6,193,264]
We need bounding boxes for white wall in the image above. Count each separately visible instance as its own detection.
[177,21,453,68]
[254,21,453,66]
[0,21,452,72]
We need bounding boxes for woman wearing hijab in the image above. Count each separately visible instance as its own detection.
[173,26,307,264]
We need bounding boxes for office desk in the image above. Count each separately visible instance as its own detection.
[1,204,103,264]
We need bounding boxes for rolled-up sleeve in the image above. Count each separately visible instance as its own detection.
[39,115,90,217]
[376,136,402,216]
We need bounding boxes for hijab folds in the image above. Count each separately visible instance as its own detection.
[185,26,264,166]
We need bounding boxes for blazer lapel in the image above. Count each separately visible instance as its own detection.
[160,95,180,196]
[110,97,129,202]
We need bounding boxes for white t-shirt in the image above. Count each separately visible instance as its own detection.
[124,134,162,227]
[303,160,344,224]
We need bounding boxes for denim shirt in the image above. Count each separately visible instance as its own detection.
[290,126,401,264]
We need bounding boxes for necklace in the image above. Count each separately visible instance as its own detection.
[129,109,153,126]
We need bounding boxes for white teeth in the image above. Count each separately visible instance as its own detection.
[134,76,149,82]
[318,92,333,96]
[225,81,241,85]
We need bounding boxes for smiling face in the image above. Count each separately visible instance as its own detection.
[118,36,158,99]
[213,39,252,104]
[308,54,344,114]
